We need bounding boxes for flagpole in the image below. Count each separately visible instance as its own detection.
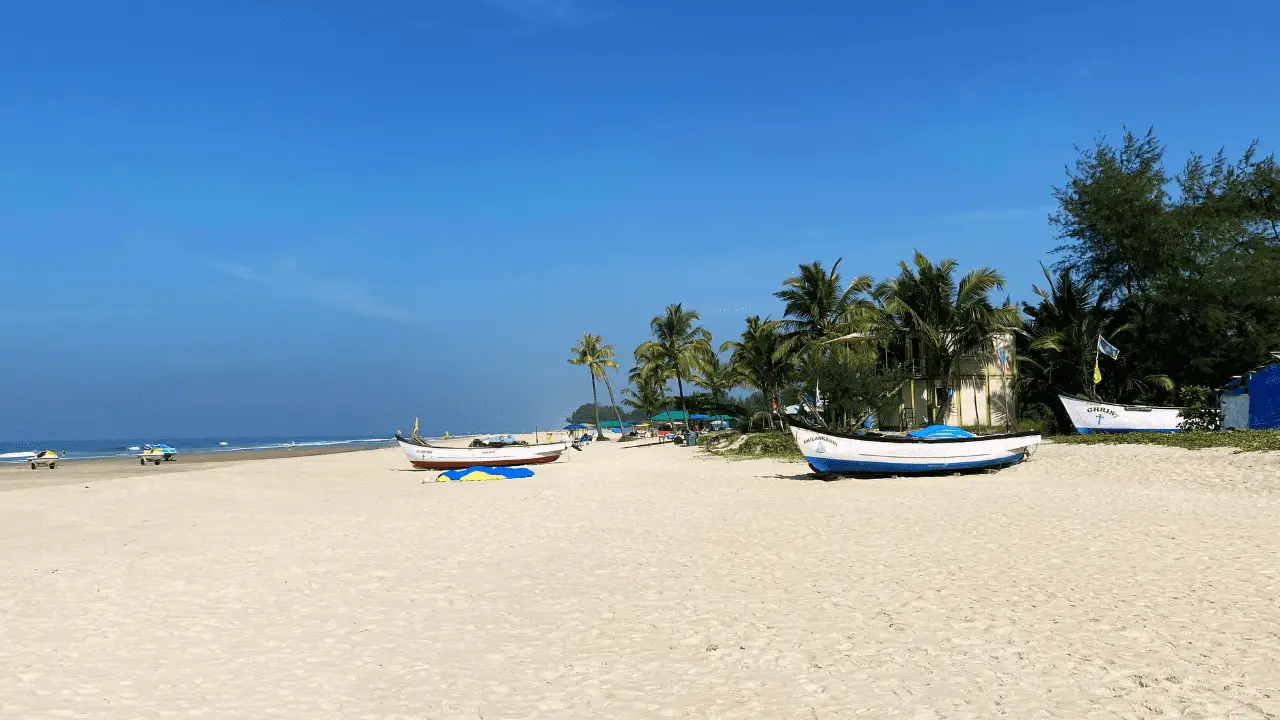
[1094,334,1103,401]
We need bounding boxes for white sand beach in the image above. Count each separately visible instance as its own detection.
[2,441,1279,718]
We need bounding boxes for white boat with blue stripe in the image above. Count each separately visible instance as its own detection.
[789,419,1041,477]
[1058,394,1183,434]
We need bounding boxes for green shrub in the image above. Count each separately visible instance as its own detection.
[1019,402,1059,434]
[1179,385,1221,432]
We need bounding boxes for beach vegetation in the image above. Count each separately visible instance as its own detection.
[623,127,1280,443]
[1178,386,1221,432]
[701,430,804,461]
[566,403,646,424]
[569,333,629,440]
[635,304,713,428]
[1053,430,1280,453]
[873,252,1020,424]
[719,316,793,429]
[691,351,740,412]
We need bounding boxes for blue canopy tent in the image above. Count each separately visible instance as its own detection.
[563,423,591,441]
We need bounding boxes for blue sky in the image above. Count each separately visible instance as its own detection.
[2,0,1276,441]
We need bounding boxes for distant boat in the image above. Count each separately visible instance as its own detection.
[789,418,1041,477]
[126,446,141,451]
[1058,394,1183,434]
[218,441,228,446]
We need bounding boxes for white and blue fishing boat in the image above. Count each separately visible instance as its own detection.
[1057,394,1183,434]
[789,418,1041,477]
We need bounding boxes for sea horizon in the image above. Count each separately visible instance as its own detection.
[0,434,397,462]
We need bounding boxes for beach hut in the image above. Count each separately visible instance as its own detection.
[1219,355,1280,429]
[650,411,688,438]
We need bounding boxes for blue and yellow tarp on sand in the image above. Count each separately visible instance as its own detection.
[436,466,536,483]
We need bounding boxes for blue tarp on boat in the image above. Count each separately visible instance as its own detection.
[906,425,975,439]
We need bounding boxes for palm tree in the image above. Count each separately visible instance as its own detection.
[692,352,739,413]
[721,315,794,428]
[774,259,874,347]
[774,259,874,413]
[875,251,1020,424]
[635,303,711,427]
[1021,264,1172,404]
[569,333,627,440]
[623,368,666,421]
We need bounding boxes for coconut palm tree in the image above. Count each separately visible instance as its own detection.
[721,316,794,428]
[692,352,739,413]
[774,259,875,414]
[874,251,1020,424]
[623,369,666,421]
[1021,264,1172,405]
[569,333,627,440]
[774,259,874,347]
[635,303,711,427]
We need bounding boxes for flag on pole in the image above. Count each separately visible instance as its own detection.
[1098,336,1120,360]
[1093,358,1102,385]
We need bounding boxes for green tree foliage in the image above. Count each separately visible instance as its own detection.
[774,259,873,350]
[569,333,628,439]
[566,404,646,424]
[813,344,905,431]
[1053,128,1280,391]
[1019,264,1172,412]
[720,316,793,428]
[875,251,1019,423]
[691,352,739,409]
[635,304,712,427]
[1177,386,1221,432]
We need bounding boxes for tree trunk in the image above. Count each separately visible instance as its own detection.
[590,374,602,439]
[676,372,689,431]
[602,373,627,441]
[935,373,955,425]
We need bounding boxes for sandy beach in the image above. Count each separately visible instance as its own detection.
[2,440,1278,718]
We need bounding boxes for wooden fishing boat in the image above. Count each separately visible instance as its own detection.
[395,433,569,470]
[1058,394,1183,434]
[789,418,1041,477]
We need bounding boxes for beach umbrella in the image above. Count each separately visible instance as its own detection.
[563,423,589,429]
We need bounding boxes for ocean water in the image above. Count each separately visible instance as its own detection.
[0,435,395,463]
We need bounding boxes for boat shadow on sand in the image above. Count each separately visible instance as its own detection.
[761,464,1027,482]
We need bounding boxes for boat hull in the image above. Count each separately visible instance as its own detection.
[789,422,1040,476]
[1058,394,1183,434]
[397,438,568,470]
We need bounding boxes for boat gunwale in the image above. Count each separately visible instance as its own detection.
[395,434,570,451]
[787,418,1040,444]
[1057,393,1185,412]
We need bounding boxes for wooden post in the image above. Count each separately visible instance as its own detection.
[985,365,992,427]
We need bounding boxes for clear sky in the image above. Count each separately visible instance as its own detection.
[2,0,1276,441]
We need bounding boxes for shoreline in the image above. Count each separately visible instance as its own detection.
[1,441,1278,716]
[0,442,394,492]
